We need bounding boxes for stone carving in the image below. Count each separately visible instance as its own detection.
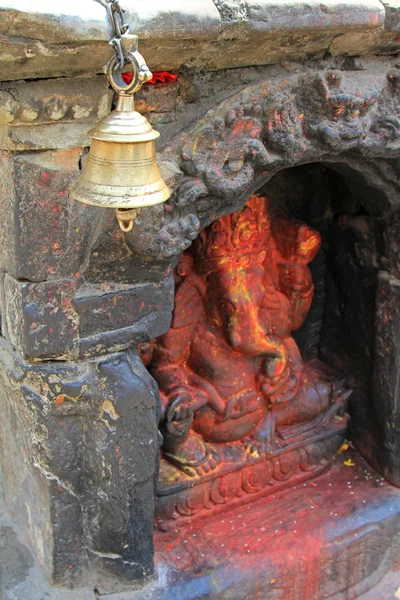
[0,77,110,125]
[149,213,201,259]
[264,100,305,156]
[151,195,351,524]
[156,437,339,527]
[369,69,400,150]
[310,72,379,149]
[145,70,391,262]
[180,104,273,197]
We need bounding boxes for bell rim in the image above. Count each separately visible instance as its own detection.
[69,182,171,209]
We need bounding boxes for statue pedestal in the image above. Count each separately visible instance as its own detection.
[156,416,347,529]
[153,452,400,599]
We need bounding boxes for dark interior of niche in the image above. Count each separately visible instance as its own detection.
[259,163,386,452]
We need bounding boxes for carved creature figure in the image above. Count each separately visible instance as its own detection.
[151,195,350,476]
[312,72,379,149]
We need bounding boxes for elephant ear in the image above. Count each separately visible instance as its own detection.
[171,274,205,329]
[271,215,321,265]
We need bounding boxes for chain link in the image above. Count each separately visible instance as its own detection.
[95,0,130,70]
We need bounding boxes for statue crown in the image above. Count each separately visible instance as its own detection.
[192,195,270,272]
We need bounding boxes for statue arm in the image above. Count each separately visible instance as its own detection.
[151,275,209,414]
[271,217,320,331]
[152,326,196,393]
[278,263,314,330]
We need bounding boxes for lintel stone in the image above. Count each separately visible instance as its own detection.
[246,0,385,31]
[0,0,396,80]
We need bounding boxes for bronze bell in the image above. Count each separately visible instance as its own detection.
[70,35,170,232]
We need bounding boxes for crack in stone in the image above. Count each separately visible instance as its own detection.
[88,548,139,567]
[33,462,78,498]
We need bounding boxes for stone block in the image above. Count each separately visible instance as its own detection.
[135,82,179,114]
[1,1,399,79]
[0,76,110,126]
[384,207,400,278]
[0,340,159,591]
[0,1,221,81]
[0,149,103,282]
[3,276,79,360]
[0,152,17,278]
[131,0,222,38]
[245,0,385,31]
[373,271,400,486]
[0,91,19,124]
[6,122,96,152]
[194,0,387,71]
[75,276,174,358]
[1,274,173,361]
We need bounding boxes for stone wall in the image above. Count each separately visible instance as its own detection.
[1,0,400,594]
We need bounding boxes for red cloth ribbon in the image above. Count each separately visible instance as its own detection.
[122,71,178,85]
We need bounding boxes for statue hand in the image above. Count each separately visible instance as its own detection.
[165,391,195,438]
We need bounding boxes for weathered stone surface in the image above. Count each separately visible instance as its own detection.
[189,0,389,70]
[6,122,95,152]
[0,91,19,124]
[0,149,103,282]
[1,275,173,361]
[374,271,400,487]
[145,454,400,600]
[75,278,174,359]
[0,0,221,80]
[0,340,160,591]
[131,0,222,38]
[135,82,179,114]
[0,76,110,125]
[0,1,398,79]
[0,75,112,151]
[0,526,33,593]
[0,507,96,600]
[3,276,79,360]
[245,0,384,30]
[0,151,17,278]
[10,148,81,280]
[381,0,400,30]
[384,205,400,277]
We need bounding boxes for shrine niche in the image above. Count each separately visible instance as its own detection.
[149,194,351,527]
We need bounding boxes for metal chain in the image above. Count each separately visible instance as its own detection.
[95,0,130,71]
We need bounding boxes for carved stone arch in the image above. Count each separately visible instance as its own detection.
[124,66,400,263]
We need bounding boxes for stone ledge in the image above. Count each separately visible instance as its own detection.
[245,0,385,32]
[0,0,396,80]
[0,0,222,43]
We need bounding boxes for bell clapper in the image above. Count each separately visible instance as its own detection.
[116,207,140,232]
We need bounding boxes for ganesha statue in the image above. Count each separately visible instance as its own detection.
[150,195,350,505]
